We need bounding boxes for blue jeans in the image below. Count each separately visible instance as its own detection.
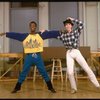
[18,52,50,84]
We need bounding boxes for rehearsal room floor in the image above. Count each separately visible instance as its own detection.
[0,78,100,99]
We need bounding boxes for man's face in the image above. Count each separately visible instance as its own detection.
[64,23,72,31]
[30,23,37,33]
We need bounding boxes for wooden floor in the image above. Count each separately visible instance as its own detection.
[0,78,100,99]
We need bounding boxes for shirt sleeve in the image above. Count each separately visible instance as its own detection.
[38,30,60,40]
[73,19,84,33]
[6,32,28,42]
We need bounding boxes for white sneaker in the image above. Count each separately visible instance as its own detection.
[97,86,100,89]
[71,89,77,94]
[96,86,100,90]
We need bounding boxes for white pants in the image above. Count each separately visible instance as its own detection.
[66,49,100,90]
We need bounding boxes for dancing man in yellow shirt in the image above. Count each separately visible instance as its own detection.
[0,21,56,93]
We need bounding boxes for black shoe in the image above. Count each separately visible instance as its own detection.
[49,88,56,93]
[11,82,21,93]
[11,88,20,93]
[46,80,56,93]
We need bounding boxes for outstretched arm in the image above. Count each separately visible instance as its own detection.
[0,32,28,42]
[67,17,83,33]
[73,19,83,32]
[39,30,60,40]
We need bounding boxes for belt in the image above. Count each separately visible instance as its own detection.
[27,53,38,58]
[27,53,36,55]
[66,48,78,50]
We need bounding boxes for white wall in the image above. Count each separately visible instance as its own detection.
[78,2,85,46]
[86,2,98,51]
[79,2,100,51]
[38,2,49,47]
[98,3,100,49]
[0,2,10,53]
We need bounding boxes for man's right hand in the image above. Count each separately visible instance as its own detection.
[67,17,74,21]
[0,33,6,36]
[40,30,46,34]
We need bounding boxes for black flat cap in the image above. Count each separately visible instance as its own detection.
[63,19,74,26]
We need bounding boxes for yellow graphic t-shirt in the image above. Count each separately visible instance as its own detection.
[23,34,43,53]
